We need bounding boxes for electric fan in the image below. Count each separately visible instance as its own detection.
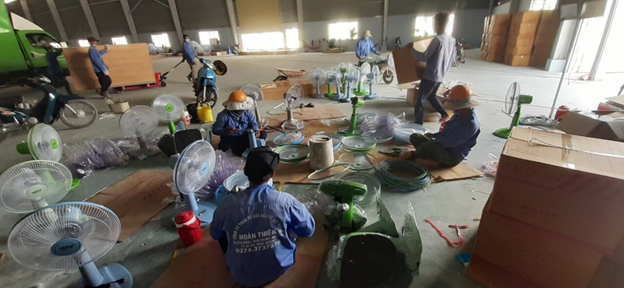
[353,63,371,96]
[119,106,159,152]
[343,69,360,101]
[281,85,305,131]
[0,160,72,213]
[8,202,133,288]
[174,140,217,227]
[308,68,327,98]
[364,65,382,100]
[16,124,63,162]
[494,82,533,139]
[240,84,268,128]
[325,70,343,99]
[338,62,354,74]
[152,94,185,134]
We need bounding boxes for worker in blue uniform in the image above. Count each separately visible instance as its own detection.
[88,36,111,98]
[210,147,315,287]
[182,34,197,83]
[355,30,380,64]
[43,44,72,95]
[212,91,267,156]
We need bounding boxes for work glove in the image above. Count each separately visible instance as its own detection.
[104,71,110,76]
[105,44,111,50]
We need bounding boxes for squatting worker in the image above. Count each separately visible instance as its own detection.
[212,91,267,156]
[409,12,456,124]
[88,37,111,99]
[210,147,315,287]
[182,34,197,83]
[355,30,380,64]
[400,85,480,168]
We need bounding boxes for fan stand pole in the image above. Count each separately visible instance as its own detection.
[79,251,105,287]
[138,136,148,151]
[168,121,176,134]
[184,194,200,213]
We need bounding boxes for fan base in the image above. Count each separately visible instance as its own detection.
[78,263,133,288]
[173,202,217,228]
[493,127,512,139]
[312,94,326,99]
[281,119,305,131]
[364,94,380,100]
[353,91,368,96]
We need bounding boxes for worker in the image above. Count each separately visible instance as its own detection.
[212,91,267,156]
[409,12,456,124]
[87,36,111,99]
[182,34,197,83]
[355,30,379,64]
[399,85,480,168]
[210,147,315,287]
[43,44,73,95]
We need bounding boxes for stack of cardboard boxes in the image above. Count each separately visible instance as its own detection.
[505,11,541,66]
[530,11,560,67]
[467,127,624,288]
[480,14,511,63]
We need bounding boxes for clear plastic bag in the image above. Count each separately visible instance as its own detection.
[359,112,406,134]
[391,201,423,273]
[483,153,499,177]
[61,138,129,179]
[195,150,244,200]
[295,189,335,215]
[326,203,367,233]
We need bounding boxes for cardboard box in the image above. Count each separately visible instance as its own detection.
[606,95,624,110]
[484,43,506,54]
[507,33,536,47]
[529,54,549,67]
[391,39,429,84]
[532,43,553,56]
[260,79,328,100]
[511,11,541,25]
[486,53,504,63]
[509,22,539,35]
[504,54,530,66]
[533,32,556,46]
[556,111,624,142]
[505,45,532,56]
[487,128,624,251]
[406,86,447,108]
[485,34,507,46]
[467,210,623,288]
[489,14,512,27]
[489,25,509,35]
[484,15,490,28]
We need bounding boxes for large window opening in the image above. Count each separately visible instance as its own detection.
[285,28,300,49]
[111,36,128,45]
[241,32,285,51]
[414,14,455,38]
[529,0,557,11]
[151,33,171,49]
[198,31,220,45]
[328,21,358,40]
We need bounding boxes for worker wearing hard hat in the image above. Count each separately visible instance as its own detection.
[212,91,267,156]
[355,30,380,62]
[400,85,480,168]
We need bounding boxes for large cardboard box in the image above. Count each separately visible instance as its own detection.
[532,43,553,56]
[484,43,506,54]
[391,38,429,84]
[505,45,532,56]
[533,32,556,46]
[489,14,512,27]
[467,210,624,288]
[529,53,549,67]
[511,11,541,25]
[485,34,507,47]
[488,128,624,251]
[606,95,624,110]
[489,25,509,35]
[509,22,539,35]
[486,53,504,63]
[504,54,530,66]
[556,111,624,142]
[507,33,536,47]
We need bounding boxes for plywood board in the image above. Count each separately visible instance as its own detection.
[150,214,328,288]
[236,0,282,34]
[88,170,173,242]
[429,162,484,182]
[261,81,329,100]
[265,106,346,127]
[63,43,155,91]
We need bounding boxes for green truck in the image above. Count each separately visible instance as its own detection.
[0,2,67,85]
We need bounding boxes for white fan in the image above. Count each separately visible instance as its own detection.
[8,202,133,288]
[364,65,382,100]
[353,63,370,96]
[326,70,342,99]
[281,85,304,131]
[0,160,72,213]
[308,68,327,98]
[338,62,354,74]
[16,124,63,162]
[240,84,268,128]
[343,68,360,101]
[152,94,185,134]
[174,140,217,227]
[119,106,159,152]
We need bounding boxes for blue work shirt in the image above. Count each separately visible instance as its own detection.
[89,46,108,73]
[182,42,195,64]
[432,109,480,161]
[411,34,456,82]
[46,49,63,75]
[356,38,378,58]
[210,184,315,287]
[212,110,258,138]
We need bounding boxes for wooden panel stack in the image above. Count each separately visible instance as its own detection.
[505,11,541,66]
[480,14,511,63]
[530,10,561,68]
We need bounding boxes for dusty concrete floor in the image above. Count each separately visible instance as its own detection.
[0,50,621,288]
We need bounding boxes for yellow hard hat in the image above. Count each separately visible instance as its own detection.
[228,91,247,103]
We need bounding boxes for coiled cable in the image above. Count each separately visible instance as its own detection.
[378,160,431,192]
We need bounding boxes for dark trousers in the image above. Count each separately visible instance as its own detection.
[414,79,448,124]
[218,131,267,156]
[50,72,73,95]
[95,72,112,93]
[409,134,460,167]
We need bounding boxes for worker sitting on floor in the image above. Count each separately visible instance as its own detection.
[210,147,316,287]
[399,85,480,168]
[212,91,267,156]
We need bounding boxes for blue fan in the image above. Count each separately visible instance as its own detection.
[8,202,133,288]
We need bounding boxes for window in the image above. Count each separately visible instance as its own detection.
[241,32,284,51]
[78,39,90,47]
[529,0,557,11]
[198,31,220,45]
[151,33,171,48]
[328,21,358,40]
[285,28,299,49]
[414,14,455,38]
[111,36,128,45]
[26,33,60,49]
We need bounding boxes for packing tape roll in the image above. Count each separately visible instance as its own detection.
[309,134,334,170]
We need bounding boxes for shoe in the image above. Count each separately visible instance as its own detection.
[186,75,193,83]
[102,91,111,99]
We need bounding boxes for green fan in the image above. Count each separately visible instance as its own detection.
[319,179,367,230]
[494,82,533,139]
[152,94,185,134]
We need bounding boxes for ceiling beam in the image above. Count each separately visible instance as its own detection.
[19,0,33,22]
[296,0,303,48]
[119,0,140,43]
[79,0,100,40]
[226,0,239,45]
[45,0,69,41]
[167,0,184,47]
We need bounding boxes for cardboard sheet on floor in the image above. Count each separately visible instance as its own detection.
[265,106,346,128]
[87,170,173,242]
[150,214,328,288]
[428,162,484,182]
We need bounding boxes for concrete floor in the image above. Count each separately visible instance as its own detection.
[0,50,621,288]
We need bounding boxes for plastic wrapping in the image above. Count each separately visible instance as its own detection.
[359,112,406,134]
[391,201,423,273]
[483,153,499,177]
[62,138,129,179]
[273,131,304,146]
[117,130,168,156]
[295,189,335,215]
[195,150,244,200]
[326,203,367,233]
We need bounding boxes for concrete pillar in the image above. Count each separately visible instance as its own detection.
[167,0,184,47]
[20,0,33,22]
[589,0,619,80]
[296,0,304,48]
[381,0,388,50]
[226,0,239,45]
[119,0,140,43]
[79,0,100,40]
[45,0,69,41]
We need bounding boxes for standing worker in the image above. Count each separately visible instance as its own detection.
[409,12,456,124]
[43,44,73,95]
[355,30,380,64]
[88,36,111,99]
[182,34,197,83]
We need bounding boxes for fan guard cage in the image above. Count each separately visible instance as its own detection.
[174,141,216,195]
